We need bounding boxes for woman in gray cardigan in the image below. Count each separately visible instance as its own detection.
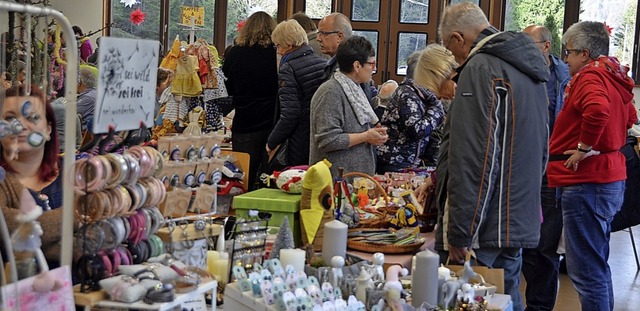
[309,36,388,176]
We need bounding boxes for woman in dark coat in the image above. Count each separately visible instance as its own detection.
[266,19,327,169]
[222,11,278,189]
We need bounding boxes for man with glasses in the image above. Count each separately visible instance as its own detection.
[433,3,549,311]
[520,24,570,311]
[547,21,637,311]
[317,12,376,103]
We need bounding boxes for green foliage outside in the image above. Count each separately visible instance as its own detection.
[504,0,565,57]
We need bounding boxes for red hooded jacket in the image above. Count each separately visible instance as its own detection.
[547,56,637,187]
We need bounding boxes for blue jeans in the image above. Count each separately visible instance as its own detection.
[439,247,524,311]
[522,176,563,311]
[561,181,624,311]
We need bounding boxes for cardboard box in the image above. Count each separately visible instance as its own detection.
[233,188,301,246]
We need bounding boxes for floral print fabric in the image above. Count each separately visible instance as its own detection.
[376,79,445,169]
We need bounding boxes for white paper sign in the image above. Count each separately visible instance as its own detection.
[94,37,159,134]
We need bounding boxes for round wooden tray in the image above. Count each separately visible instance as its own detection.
[347,238,425,254]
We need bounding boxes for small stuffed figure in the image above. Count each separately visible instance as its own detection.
[370,253,385,282]
[355,266,374,303]
[11,189,62,292]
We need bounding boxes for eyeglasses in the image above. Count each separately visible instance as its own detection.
[364,61,376,67]
[534,40,548,44]
[317,30,340,37]
[563,48,582,57]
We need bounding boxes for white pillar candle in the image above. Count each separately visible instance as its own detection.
[321,220,348,264]
[217,226,226,252]
[411,249,439,308]
[280,249,306,273]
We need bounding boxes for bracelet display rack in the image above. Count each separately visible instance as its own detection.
[229,212,271,280]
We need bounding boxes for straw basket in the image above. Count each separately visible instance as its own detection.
[343,172,393,228]
[347,239,424,254]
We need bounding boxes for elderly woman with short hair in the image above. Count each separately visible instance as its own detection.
[547,21,637,311]
[266,19,326,169]
[310,36,388,176]
[376,44,456,173]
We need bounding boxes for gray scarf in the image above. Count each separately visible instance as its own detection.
[334,71,378,125]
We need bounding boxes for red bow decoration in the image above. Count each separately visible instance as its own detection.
[130,8,145,25]
[603,22,613,35]
[237,20,246,32]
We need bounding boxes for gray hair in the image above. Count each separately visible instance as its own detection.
[329,13,352,38]
[438,2,489,42]
[406,51,421,79]
[562,21,609,60]
[78,67,97,88]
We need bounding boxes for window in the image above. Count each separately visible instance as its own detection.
[400,0,429,24]
[580,0,637,78]
[397,33,428,75]
[305,0,332,19]
[503,0,565,57]
[352,0,381,22]
[168,0,215,46]
[225,0,277,47]
[110,0,161,41]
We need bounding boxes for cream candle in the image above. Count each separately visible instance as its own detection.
[321,220,348,264]
[207,250,221,277]
[280,249,306,273]
[214,252,230,283]
[411,249,439,307]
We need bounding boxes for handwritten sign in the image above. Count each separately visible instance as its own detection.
[182,6,205,26]
[94,37,159,134]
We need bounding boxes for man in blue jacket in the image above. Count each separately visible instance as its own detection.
[434,3,549,311]
[521,25,570,311]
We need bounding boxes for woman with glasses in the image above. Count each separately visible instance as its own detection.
[265,20,326,171]
[376,44,456,173]
[222,11,278,190]
[310,36,388,176]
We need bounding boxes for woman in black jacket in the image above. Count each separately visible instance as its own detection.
[266,19,327,169]
[222,12,278,189]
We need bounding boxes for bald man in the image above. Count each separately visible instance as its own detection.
[521,25,570,311]
[317,12,376,103]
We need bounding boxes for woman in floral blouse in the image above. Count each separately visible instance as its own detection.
[376,44,457,173]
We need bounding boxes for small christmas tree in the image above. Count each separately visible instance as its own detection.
[269,216,295,259]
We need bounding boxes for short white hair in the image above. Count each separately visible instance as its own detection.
[438,2,489,42]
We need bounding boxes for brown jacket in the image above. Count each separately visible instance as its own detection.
[0,172,63,262]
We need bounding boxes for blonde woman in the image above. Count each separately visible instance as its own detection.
[376,44,457,173]
[222,11,278,189]
[266,20,326,169]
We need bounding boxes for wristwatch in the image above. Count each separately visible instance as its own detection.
[577,142,592,153]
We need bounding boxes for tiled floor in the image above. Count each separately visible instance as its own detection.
[527,227,640,311]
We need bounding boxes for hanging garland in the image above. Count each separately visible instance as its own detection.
[50,24,65,94]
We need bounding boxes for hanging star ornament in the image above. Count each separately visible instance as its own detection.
[120,0,138,7]
[130,8,145,25]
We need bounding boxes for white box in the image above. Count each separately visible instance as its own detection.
[488,293,513,311]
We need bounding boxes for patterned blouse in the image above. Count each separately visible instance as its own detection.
[376,79,445,169]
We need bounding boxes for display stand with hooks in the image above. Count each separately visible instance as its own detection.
[0,2,78,310]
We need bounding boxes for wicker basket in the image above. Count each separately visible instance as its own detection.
[347,239,424,254]
[343,172,393,228]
